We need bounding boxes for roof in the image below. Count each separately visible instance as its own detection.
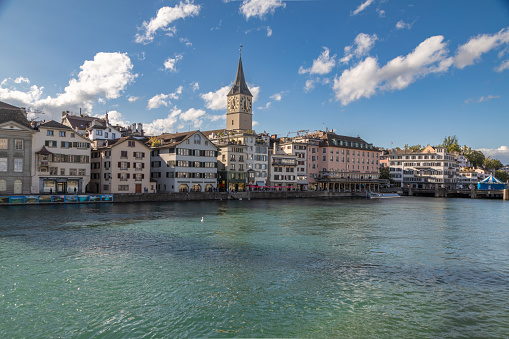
[0,102,33,129]
[479,175,504,184]
[64,115,105,129]
[95,136,150,150]
[36,146,53,154]
[150,130,217,149]
[227,56,252,97]
[311,131,377,150]
[39,120,73,130]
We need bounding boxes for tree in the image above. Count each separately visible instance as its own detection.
[379,166,390,180]
[495,170,509,183]
[149,136,161,147]
[439,135,461,153]
[408,144,423,152]
[465,150,485,168]
[484,157,504,171]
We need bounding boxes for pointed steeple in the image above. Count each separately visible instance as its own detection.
[228,55,252,97]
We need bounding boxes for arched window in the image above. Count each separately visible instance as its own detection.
[204,184,213,192]
[191,184,201,192]
[0,179,6,191]
[179,184,189,192]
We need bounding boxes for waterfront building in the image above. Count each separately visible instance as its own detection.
[294,130,380,192]
[388,145,460,189]
[0,101,35,194]
[32,120,91,194]
[277,139,308,190]
[148,131,218,192]
[267,141,298,190]
[89,136,153,194]
[62,112,144,139]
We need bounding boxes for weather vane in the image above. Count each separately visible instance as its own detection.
[240,44,243,55]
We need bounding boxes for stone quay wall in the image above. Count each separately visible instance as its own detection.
[112,191,361,203]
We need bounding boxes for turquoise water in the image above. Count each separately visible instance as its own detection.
[1,197,509,338]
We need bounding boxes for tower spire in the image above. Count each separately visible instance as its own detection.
[228,50,252,97]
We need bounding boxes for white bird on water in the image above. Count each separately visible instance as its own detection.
[201,217,204,222]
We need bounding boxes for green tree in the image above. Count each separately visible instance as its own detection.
[484,157,504,171]
[465,150,485,168]
[379,166,390,180]
[495,170,509,182]
[408,144,423,152]
[439,135,461,153]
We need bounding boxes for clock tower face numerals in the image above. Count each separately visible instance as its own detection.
[228,95,252,113]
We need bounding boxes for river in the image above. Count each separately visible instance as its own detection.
[1,197,508,337]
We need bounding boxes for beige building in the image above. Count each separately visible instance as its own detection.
[90,136,154,194]
[32,120,91,194]
[0,101,35,195]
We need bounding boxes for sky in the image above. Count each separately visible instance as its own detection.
[1,0,509,163]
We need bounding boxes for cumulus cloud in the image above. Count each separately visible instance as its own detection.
[104,110,130,127]
[454,27,509,69]
[191,82,199,91]
[352,0,373,16]
[164,54,183,71]
[267,26,273,37]
[143,109,181,135]
[14,77,30,84]
[270,92,283,101]
[333,36,453,105]
[240,0,286,20]
[128,96,139,102]
[299,47,336,75]
[201,84,260,110]
[147,86,183,110]
[143,106,220,135]
[341,33,378,64]
[179,37,192,47]
[135,1,201,44]
[477,146,509,165]
[0,52,136,120]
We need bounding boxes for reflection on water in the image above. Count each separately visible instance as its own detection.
[1,197,509,337]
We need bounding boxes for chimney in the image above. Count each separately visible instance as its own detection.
[105,113,109,126]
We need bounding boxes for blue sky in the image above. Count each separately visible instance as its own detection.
[1,0,509,162]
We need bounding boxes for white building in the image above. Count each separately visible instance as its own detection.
[149,131,218,193]
[388,145,460,189]
[32,120,91,194]
[278,140,308,190]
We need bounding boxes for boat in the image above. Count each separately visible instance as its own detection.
[368,192,400,199]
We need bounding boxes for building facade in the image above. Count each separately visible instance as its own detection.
[32,120,91,194]
[149,131,218,193]
[0,101,35,195]
[90,137,153,194]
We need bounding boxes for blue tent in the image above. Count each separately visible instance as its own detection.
[477,175,506,190]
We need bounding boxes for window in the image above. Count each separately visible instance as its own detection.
[71,133,75,138]
[70,169,77,176]
[50,167,58,175]
[121,151,128,158]
[0,179,6,191]
[105,132,108,138]
[59,131,66,137]
[194,134,201,144]
[112,133,116,139]
[96,130,103,136]
[14,158,23,172]
[47,130,54,136]
[14,139,23,150]
[0,139,7,149]
[0,158,7,171]
[118,185,129,191]
[78,169,86,176]
[60,168,65,175]
[128,141,135,147]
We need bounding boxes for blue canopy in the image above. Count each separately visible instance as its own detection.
[477,175,506,190]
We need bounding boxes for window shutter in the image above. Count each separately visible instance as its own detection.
[133,152,136,157]
[142,174,145,179]
[117,173,121,178]
[127,173,130,179]
[118,162,121,168]
[142,163,145,168]
[142,153,145,158]
[127,162,130,168]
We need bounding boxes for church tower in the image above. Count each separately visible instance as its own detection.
[226,53,253,131]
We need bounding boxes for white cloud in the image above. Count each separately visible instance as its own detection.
[454,27,509,69]
[270,92,283,101]
[377,9,385,17]
[267,26,273,37]
[135,1,201,44]
[105,110,130,127]
[240,0,286,20]
[495,59,509,72]
[147,86,183,109]
[352,0,373,16]
[477,146,509,165]
[128,96,139,102]
[465,95,500,104]
[191,82,200,91]
[304,78,318,93]
[341,33,378,64]
[179,37,192,47]
[143,109,181,135]
[333,36,453,105]
[0,52,136,120]
[396,20,412,30]
[258,102,271,110]
[299,47,336,75]
[14,77,30,84]
[201,85,230,110]
[164,54,183,72]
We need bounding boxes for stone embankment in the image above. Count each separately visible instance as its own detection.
[113,190,362,203]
